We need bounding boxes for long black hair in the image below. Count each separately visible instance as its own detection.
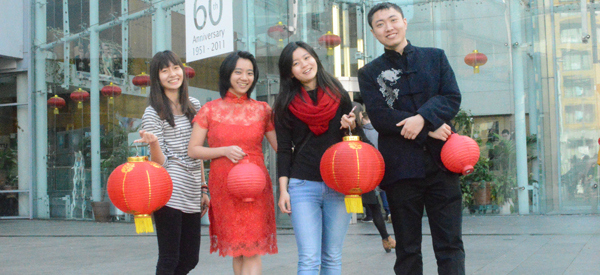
[218,51,259,98]
[273,41,348,128]
[148,50,196,127]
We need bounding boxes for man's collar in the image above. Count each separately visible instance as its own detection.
[384,41,413,57]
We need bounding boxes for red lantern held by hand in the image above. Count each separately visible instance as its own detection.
[464,50,488,74]
[227,159,266,202]
[320,136,385,213]
[107,156,173,233]
[441,133,480,175]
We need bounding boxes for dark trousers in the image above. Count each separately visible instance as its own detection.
[366,203,390,240]
[385,164,465,275]
[154,206,201,275]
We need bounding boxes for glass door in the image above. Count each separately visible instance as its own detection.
[554,9,600,213]
[0,74,31,219]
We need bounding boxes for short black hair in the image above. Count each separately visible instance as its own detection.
[218,51,259,98]
[367,2,405,29]
[502,129,510,135]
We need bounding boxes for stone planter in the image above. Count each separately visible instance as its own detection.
[91,201,111,222]
[472,182,491,205]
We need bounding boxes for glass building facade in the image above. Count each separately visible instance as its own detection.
[1,0,599,221]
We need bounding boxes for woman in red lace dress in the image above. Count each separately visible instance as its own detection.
[188,51,278,275]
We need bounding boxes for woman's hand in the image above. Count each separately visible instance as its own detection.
[278,190,292,214]
[200,193,210,217]
[134,130,158,144]
[428,123,452,141]
[224,146,246,163]
[340,111,356,130]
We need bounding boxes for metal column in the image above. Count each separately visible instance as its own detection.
[509,0,530,214]
[34,0,49,218]
[90,0,101,202]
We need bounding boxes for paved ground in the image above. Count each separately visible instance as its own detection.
[1,215,599,274]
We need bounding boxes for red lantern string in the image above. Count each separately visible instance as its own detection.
[132,72,151,94]
[70,88,90,109]
[464,50,488,74]
[227,159,266,202]
[107,156,173,233]
[47,95,66,114]
[183,63,195,79]
[320,136,385,213]
[441,133,480,175]
[267,21,290,48]
[318,31,342,56]
[101,82,122,105]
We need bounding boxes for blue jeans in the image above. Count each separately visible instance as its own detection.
[288,178,351,275]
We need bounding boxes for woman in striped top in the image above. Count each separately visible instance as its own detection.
[135,50,209,275]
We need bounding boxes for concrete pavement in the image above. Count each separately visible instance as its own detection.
[1,215,599,274]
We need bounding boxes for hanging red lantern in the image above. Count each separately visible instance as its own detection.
[227,159,266,202]
[320,136,385,213]
[318,31,342,56]
[107,156,173,233]
[101,82,122,105]
[597,138,600,166]
[441,133,480,175]
[47,95,66,115]
[132,72,151,94]
[70,88,90,109]
[183,63,196,79]
[267,21,290,48]
[464,50,487,74]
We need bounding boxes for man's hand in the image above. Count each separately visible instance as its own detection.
[396,114,425,140]
[428,123,452,141]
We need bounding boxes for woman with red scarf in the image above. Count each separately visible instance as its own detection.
[273,41,356,275]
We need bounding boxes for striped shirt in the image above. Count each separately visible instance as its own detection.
[141,97,204,213]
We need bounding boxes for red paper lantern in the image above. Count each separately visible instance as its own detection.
[227,159,266,202]
[441,133,480,175]
[183,63,196,79]
[101,82,122,104]
[268,21,290,48]
[320,136,385,213]
[132,72,151,94]
[47,95,66,114]
[318,31,342,56]
[597,138,600,166]
[107,156,173,233]
[464,50,488,74]
[70,88,90,109]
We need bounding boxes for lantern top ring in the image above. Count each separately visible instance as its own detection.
[343,136,361,142]
[128,156,149,162]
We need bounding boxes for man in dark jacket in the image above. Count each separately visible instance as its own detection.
[358,2,464,275]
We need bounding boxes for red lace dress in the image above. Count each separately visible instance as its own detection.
[192,92,278,257]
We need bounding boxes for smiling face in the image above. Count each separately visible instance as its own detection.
[229,58,255,97]
[370,8,408,52]
[158,62,184,94]
[291,47,318,90]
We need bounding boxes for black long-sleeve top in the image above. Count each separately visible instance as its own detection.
[275,90,353,182]
[358,43,461,187]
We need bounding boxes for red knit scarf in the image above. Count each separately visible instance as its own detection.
[289,86,340,135]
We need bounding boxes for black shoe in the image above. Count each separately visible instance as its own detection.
[361,217,373,222]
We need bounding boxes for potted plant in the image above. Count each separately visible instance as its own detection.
[461,157,494,213]
[90,124,133,222]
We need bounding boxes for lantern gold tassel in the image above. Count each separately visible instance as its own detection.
[134,214,154,234]
[344,195,364,213]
